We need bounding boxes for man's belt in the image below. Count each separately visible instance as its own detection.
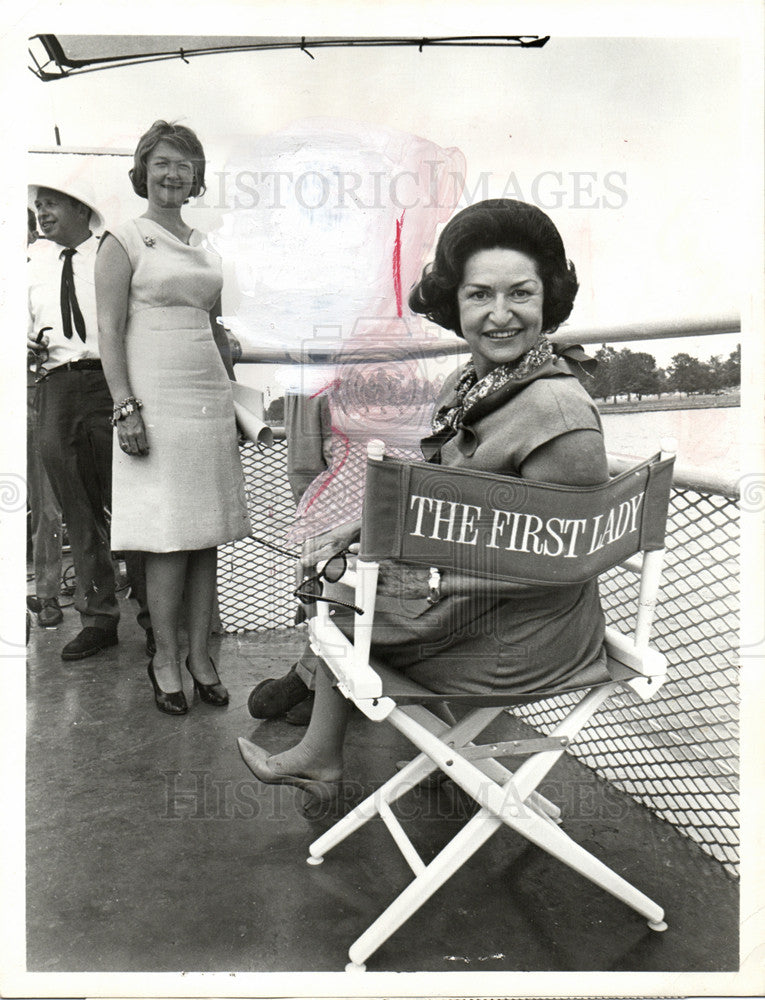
[45,359,103,375]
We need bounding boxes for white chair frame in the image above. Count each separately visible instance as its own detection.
[304,440,675,972]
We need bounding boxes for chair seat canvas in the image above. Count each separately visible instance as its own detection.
[354,650,613,706]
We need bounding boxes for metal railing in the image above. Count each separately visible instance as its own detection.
[232,315,740,365]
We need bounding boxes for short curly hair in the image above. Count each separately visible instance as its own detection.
[129,120,207,200]
[408,199,578,337]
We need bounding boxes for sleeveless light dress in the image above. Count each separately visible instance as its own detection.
[107,218,251,552]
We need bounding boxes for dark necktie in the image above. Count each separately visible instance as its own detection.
[60,248,87,342]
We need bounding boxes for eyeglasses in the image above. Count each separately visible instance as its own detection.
[149,158,194,177]
[252,537,363,616]
[294,550,364,615]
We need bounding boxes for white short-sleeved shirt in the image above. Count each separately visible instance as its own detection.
[27,235,100,368]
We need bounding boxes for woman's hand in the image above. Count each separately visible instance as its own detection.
[300,519,361,568]
[116,410,149,457]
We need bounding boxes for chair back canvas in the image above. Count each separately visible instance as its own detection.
[360,452,674,586]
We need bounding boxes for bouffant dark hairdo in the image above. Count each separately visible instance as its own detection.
[129,120,207,200]
[408,199,578,337]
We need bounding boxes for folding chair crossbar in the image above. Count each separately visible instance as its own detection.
[377,800,427,876]
[408,708,561,822]
[391,687,618,822]
[460,735,571,758]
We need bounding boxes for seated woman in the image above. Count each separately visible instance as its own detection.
[238,198,610,801]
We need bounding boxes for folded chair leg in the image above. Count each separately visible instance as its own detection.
[390,704,667,932]
[464,757,663,923]
[520,793,562,827]
[346,807,502,971]
[342,779,664,970]
[309,705,505,864]
[309,750,458,863]
[466,754,562,823]
[527,789,562,822]
[504,805,667,929]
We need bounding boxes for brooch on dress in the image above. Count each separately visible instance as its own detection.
[143,236,156,248]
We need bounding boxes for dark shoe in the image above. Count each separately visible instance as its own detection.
[247,664,308,719]
[61,626,118,661]
[26,595,42,614]
[236,738,341,808]
[185,657,229,706]
[147,659,188,715]
[38,598,63,628]
[285,693,314,726]
[145,627,156,658]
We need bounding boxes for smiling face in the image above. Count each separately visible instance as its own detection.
[456,247,545,379]
[34,188,90,247]
[145,140,195,210]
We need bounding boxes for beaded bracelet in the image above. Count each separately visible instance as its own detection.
[110,396,143,426]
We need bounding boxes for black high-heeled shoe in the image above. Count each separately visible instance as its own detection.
[147,659,188,715]
[185,656,229,706]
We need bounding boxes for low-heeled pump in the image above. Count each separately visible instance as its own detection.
[185,657,229,706]
[147,660,188,716]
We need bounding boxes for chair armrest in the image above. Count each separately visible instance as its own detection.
[308,558,388,713]
[604,626,667,677]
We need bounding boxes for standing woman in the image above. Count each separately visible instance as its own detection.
[96,121,251,715]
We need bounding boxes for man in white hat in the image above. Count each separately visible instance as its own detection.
[28,174,151,660]
[26,205,64,629]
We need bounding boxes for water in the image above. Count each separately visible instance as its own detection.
[600,406,739,479]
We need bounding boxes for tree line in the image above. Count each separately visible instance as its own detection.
[264,342,742,421]
[577,344,740,403]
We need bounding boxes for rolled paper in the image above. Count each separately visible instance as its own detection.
[230,381,274,449]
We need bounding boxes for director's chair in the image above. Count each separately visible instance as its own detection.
[305,439,676,972]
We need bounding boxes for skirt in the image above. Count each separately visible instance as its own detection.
[110,306,251,552]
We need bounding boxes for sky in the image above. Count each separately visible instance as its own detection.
[23,31,746,387]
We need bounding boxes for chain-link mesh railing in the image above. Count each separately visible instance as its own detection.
[218,440,740,877]
[218,439,298,631]
[514,486,739,877]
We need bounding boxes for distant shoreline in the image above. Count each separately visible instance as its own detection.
[596,391,740,415]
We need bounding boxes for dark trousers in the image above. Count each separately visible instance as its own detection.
[27,381,63,600]
[36,368,149,632]
[123,550,151,632]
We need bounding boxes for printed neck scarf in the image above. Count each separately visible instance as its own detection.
[432,335,556,434]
